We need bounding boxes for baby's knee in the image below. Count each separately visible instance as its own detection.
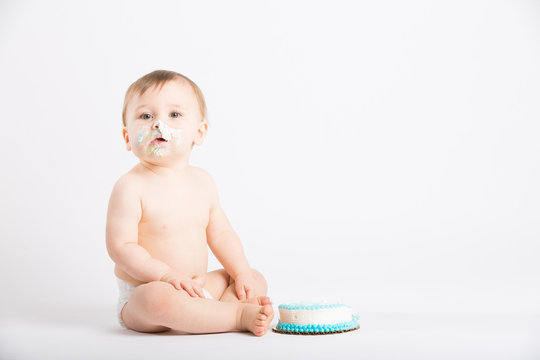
[135,281,183,320]
[250,269,268,292]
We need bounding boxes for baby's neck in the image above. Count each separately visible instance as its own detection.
[139,159,190,177]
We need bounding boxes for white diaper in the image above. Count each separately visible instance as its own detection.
[116,277,214,329]
[116,277,137,329]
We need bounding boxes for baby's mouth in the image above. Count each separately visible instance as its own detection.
[151,137,168,144]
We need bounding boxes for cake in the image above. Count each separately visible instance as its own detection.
[273,302,360,335]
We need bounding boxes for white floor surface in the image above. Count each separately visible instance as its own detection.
[1,304,539,360]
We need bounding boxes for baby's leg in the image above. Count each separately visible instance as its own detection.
[204,268,268,303]
[203,269,232,299]
[121,281,273,336]
[219,269,268,303]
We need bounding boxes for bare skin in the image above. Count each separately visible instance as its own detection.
[106,78,273,336]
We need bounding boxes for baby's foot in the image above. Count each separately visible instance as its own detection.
[240,304,274,336]
[242,296,272,306]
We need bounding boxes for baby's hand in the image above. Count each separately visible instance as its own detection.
[160,271,206,298]
[234,272,258,301]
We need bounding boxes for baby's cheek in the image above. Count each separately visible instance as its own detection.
[136,128,150,146]
[170,129,183,144]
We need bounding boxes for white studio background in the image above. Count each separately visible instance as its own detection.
[0,0,539,314]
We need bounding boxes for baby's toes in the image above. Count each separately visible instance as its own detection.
[258,296,272,306]
[262,303,273,318]
[254,304,274,336]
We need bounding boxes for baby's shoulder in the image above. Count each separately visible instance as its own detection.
[189,165,215,184]
[111,168,145,197]
[189,166,218,193]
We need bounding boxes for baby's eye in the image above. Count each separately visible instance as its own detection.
[140,113,153,120]
[170,112,181,118]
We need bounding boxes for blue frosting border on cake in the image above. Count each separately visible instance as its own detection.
[278,302,352,310]
[276,318,359,333]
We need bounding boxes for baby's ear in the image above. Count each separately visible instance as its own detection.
[122,128,132,151]
[193,121,208,146]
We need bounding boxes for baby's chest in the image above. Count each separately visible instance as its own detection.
[140,188,210,231]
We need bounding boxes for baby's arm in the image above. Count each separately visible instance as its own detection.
[106,176,172,282]
[204,173,257,300]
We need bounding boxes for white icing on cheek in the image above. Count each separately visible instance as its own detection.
[136,128,149,145]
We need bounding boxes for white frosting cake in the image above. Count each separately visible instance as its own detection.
[274,302,359,334]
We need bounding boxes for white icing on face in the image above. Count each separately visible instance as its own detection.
[135,121,183,158]
[155,120,177,141]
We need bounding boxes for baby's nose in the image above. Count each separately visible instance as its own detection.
[152,120,162,129]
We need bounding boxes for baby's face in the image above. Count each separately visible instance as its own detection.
[123,80,207,163]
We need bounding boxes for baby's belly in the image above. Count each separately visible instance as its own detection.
[115,227,209,286]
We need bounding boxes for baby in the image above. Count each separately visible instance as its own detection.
[106,70,273,336]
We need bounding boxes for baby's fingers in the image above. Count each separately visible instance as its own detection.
[168,279,182,290]
[245,287,253,300]
[193,285,206,298]
[180,282,197,297]
[236,283,246,301]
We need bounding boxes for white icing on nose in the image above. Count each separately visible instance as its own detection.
[159,124,174,141]
[153,120,177,141]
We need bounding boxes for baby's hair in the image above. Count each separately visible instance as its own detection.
[122,70,207,126]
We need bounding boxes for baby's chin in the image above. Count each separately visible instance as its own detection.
[133,147,188,165]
